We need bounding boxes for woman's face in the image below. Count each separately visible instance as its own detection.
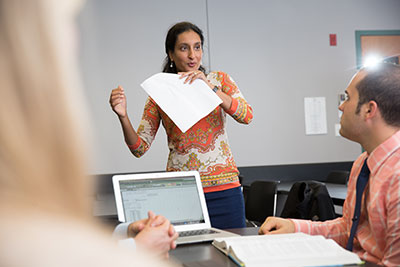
[169,30,202,72]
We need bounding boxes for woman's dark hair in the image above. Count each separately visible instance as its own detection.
[162,21,206,74]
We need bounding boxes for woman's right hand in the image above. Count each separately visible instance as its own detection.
[109,85,127,118]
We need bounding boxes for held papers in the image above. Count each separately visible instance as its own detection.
[212,233,362,267]
[141,73,222,133]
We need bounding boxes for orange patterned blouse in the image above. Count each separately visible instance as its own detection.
[128,71,253,193]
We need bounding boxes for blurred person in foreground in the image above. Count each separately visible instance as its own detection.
[259,63,400,266]
[0,0,177,266]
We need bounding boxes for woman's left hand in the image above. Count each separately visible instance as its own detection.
[178,71,213,88]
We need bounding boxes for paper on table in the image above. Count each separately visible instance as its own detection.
[141,73,222,133]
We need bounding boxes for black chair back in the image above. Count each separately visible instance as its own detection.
[326,170,350,185]
[245,180,278,226]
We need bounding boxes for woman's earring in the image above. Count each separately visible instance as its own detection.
[170,61,173,68]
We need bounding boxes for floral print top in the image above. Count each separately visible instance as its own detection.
[129,71,253,193]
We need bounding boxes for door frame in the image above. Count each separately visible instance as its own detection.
[355,30,400,69]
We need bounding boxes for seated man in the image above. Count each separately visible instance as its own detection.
[259,62,400,266]
[113,211,178,258]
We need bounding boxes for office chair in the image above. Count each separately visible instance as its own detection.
[325,170,350,185]
[245,180,278,227]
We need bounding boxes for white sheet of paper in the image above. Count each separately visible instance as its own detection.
[141,73,222,133]
[304,97,327,135]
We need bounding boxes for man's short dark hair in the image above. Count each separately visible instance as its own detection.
[356,63,400,127]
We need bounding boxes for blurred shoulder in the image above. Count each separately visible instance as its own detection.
[0,214,176,267]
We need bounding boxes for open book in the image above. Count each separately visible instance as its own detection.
[212,233,362,267]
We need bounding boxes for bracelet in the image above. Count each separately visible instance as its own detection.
[212,86,219,93]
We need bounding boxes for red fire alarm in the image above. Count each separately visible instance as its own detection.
[329,34,337,46]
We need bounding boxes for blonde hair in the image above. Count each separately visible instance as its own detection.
[0,0,91,218]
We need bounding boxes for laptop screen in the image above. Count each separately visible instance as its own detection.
[118,175,205,225]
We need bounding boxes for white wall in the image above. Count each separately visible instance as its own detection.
[78,0,400,174]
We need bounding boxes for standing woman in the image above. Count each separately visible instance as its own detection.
[110,22,253,229]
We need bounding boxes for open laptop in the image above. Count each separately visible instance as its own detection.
[112,171,238,245]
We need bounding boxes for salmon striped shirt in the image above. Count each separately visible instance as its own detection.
[292,130,400,266]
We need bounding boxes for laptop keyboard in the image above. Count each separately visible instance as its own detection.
[179,229,218,237]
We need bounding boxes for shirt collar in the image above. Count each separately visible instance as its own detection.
[367,130,400,175]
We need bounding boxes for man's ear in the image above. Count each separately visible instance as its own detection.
[365,100,378,119]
